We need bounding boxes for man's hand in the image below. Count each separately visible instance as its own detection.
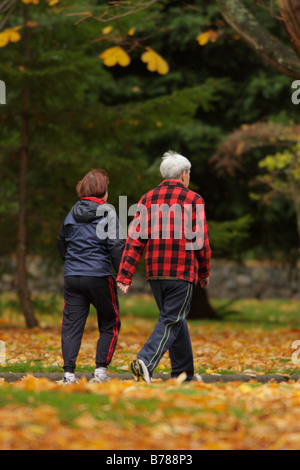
[199,277,210,289]
[117,282,131,294]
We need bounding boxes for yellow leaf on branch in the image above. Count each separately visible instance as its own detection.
[102,26,113,35]
[196,30,218,46]
[141,47,169,75]
[0,27,21,48]
[128,27,136,36]
[99,46,131,67]
[7,29,21,43]
[0,32,9,48]
[21,0,39,4]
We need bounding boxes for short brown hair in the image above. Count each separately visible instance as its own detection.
[76,169,109,199]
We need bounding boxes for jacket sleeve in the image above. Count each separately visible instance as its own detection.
[107,214,125,273]
[116,200,148,285]
[193,198,211,279]
[57,224,68,261]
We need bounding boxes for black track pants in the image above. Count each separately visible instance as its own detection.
[137,280,194,381]
[61,276,120,373]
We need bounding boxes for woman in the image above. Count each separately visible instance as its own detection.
[57,169,124,384]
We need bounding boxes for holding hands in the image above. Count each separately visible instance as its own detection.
[199,277,210,289]
[117,282,131,294]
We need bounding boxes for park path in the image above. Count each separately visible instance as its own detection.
[0,372,298,383]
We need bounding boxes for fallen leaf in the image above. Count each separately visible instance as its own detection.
[174,372,187,384]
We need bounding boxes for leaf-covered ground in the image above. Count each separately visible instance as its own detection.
[1,296,300,375]
[1,375,300,450]
[0,295,300,450]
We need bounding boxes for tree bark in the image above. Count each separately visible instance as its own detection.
[16,6,39,328]
[216,0,300,79]
[189,284,220,320]
[278,0,300,59]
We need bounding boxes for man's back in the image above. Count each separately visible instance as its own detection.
[116,151,212,383]
[117,179,211,286]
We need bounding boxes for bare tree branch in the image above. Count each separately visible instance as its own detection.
[67,0,160,25]
[0,0,17,31]
[256,0,281,19]
[278,0,300,59]
[0,0,15,13]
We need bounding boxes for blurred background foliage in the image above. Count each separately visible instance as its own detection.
[0,0,299,268]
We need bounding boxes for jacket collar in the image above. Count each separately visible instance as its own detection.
[81,196,106,205]
[159,179,186,188]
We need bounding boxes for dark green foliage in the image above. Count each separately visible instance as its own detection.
[0,0,298,267]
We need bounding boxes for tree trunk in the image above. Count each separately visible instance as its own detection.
[16,6,39,328]
[278,0,300,59]
[189,284,220,320]
[291,180,300,262]
[216,0,300,79]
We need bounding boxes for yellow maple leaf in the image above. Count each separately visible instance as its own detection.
[141,47,169,75]
[0,27,21,48]
[102,26,113,35]
[99,46,131,67]
[196,30,218,46]
[7,28,21,43]
[0,32,10,48]
[47,0,60,5]
[128,27,136,36]
[21,0,39,4]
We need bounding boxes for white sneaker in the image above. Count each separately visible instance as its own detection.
[194,374,203,382]
[90,368,110,383]
[57,374,78,385]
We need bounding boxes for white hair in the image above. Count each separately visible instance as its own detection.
[160,150,191,179]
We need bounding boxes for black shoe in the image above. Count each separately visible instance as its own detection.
[131,359,151,383]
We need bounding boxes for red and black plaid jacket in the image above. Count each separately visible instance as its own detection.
[117,180,211,286]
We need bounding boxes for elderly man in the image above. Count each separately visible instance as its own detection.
[117,151,211,383]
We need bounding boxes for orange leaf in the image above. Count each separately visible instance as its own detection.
[196,30,218,46]
[21,0,39,4]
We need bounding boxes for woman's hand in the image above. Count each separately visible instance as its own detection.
[117,282,131,294]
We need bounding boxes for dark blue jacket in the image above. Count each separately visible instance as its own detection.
[57,197,125,278]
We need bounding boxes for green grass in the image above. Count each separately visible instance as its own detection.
[1,293,299,325]
[0,385,170,429]
[215,298,300,326]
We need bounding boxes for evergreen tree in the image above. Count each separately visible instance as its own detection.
[1,0,298,324]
